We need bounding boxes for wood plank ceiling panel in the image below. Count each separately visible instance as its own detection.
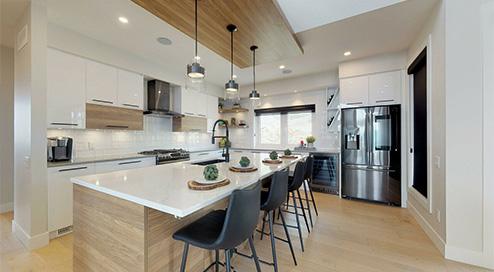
[130,0,303,68]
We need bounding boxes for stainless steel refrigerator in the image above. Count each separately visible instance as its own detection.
[341,105,401,205]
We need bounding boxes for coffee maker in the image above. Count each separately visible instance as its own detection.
[47,137,73,162]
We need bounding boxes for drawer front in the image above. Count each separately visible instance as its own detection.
[86,103,143,130]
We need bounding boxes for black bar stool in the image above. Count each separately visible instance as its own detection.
[281,161,309,251]
[302,156,319,217]
[254,170,297,272]
[173,183,262,272]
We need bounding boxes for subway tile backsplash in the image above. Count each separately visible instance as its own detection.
[47,116,216,159]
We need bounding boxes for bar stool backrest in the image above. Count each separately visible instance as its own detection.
[304,156,314,181]
[261,170,289,211]
[213,183,261,249]
[288,161,306,192]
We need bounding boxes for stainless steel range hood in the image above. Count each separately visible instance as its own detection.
[144,80,184,117]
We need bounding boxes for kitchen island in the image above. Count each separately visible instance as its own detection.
[71,152,305,272]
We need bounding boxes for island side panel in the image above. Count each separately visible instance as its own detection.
[73,184,146,272]
[145,200,228,272]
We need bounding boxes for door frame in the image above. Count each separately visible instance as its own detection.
[407,35,433,213]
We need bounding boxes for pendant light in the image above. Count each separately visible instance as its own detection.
[187,0,205,79]
[225,24,239,94]
[249,45,260,100]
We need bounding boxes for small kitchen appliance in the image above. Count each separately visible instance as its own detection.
[47,137,73,162]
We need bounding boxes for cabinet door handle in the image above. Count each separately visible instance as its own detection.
[118,160,141,165]
[106,125,129,129]
[92,99,114,104]
[58,166,88,172]
[347,102,363,105]
[198,153,209,156]
[122,103,139,108]
[50,122,79,126]
[198,114,206,117]
[184,112,195,116]
[375,99,395,103]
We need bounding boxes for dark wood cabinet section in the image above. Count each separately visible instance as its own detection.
[86,103,143,130]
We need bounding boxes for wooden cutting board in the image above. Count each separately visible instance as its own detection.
[229,166,258,173]
[280,155,297,159]
[262,159,283,164]
[188,178,230,190]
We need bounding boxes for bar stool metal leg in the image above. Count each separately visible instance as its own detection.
[267,210,279,272]
[296,189,311,233]
[260,211,267,240]
[180,243,189,272]
[215,249,220,272]
[308,181,319,216]
[248,236,262,272]
[292,192,304,252]
[225,249,232,272]
[302,180,314,228]
[278,207,297,265]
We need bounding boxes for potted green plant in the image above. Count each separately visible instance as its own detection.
[269,151,279,160]
[306,136,316,148]
[203,165,219,181]
[219,138,231,148]
[239,156,251,167]
[284,149,292,156]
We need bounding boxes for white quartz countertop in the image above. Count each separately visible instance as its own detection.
[71,153,305,218]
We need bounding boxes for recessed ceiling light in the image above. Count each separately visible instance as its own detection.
[293,90,298,93]
[232,74,237,79]
[279,65,286,69]
[118,16,129,24]
[344,51,352,56]
[157,37,172,46]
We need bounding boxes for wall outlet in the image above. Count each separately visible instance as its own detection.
[436,209,441,222]
[434,155,441,169]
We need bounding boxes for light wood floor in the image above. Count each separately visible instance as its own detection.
[0,193,491,272]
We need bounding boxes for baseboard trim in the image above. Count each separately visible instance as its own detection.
[0,202,13,213]
[11,220,49,250]
[407,200,446,255]
[446,245,494,270]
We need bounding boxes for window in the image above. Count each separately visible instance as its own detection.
[255,105,315,149]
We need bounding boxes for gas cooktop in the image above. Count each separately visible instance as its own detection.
[139,149,190,164]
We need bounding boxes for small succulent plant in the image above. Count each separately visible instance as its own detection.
[284,149,292,156]
[239,156,251,167]
[306,136,316,144]
[203,165,219,181]
[269,151,279,160]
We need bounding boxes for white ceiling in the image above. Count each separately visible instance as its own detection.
[1,0,29,47]
[45,0,436,88]
[276,0,406,33]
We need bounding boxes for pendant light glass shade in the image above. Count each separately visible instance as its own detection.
[225,24,239,96]
[187,0,205,80]
[249,45,260,100]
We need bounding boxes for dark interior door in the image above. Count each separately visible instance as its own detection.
[408,48,428,198]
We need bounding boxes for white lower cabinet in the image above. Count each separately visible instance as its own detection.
[189,150,223,162]
[48,164,94,234]
[47,157,156,236]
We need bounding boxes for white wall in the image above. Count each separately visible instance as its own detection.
[406,0,447,252]
[444,0,492,268]
[338,51,407,78]
[13,0,49,249]
[47,117,216,157]
[0,45,15,213]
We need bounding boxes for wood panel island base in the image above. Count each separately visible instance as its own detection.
[73,184,227,272]
[70,152,305,272]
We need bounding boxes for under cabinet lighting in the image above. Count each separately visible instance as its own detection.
[118,17,129,24]
[344,51,352,56]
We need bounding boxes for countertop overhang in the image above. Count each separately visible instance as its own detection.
[71,152,305,218]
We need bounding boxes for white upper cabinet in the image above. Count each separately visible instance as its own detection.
[206,95,218,120]
[86,60,118,106]
[369,70,401,105]
[117,69,144,110]
[175,88,208,117]
[340,75,369,107]
[47,48,86,129]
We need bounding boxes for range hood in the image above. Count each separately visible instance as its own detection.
[144,80,184,117]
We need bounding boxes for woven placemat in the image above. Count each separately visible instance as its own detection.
[187,178,230,190]
[262,159,283,164]
[229,166,258,173]
[280,155,297,159]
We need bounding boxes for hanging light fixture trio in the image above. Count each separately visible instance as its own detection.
[249,45,260,99]
[187,0,205,79]
[225,24,239,94]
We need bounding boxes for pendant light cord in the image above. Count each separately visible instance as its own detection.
[230,30,234,80]
[194,0,198,58]
[253,49,256,90]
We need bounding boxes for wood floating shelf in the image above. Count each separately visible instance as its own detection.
[219,125,249,129]
[219,108,249,114]
[130,0,303,68]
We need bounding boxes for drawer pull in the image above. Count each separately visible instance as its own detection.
[118,160,141,165]
[198,153,209,156]
[184,112,195,116]
[122,103,139,108]
[50,122,79,126]
[347,102,363,105]
[375,99,395,103]
[106,125,129,129]
[92,99,114,104]
[58,166,88,172]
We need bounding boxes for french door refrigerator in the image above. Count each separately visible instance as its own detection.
[341,105,401,205]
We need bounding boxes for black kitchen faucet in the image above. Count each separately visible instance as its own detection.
[211,119,230,162]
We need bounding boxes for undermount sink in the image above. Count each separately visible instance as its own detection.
[192,159,226,166]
